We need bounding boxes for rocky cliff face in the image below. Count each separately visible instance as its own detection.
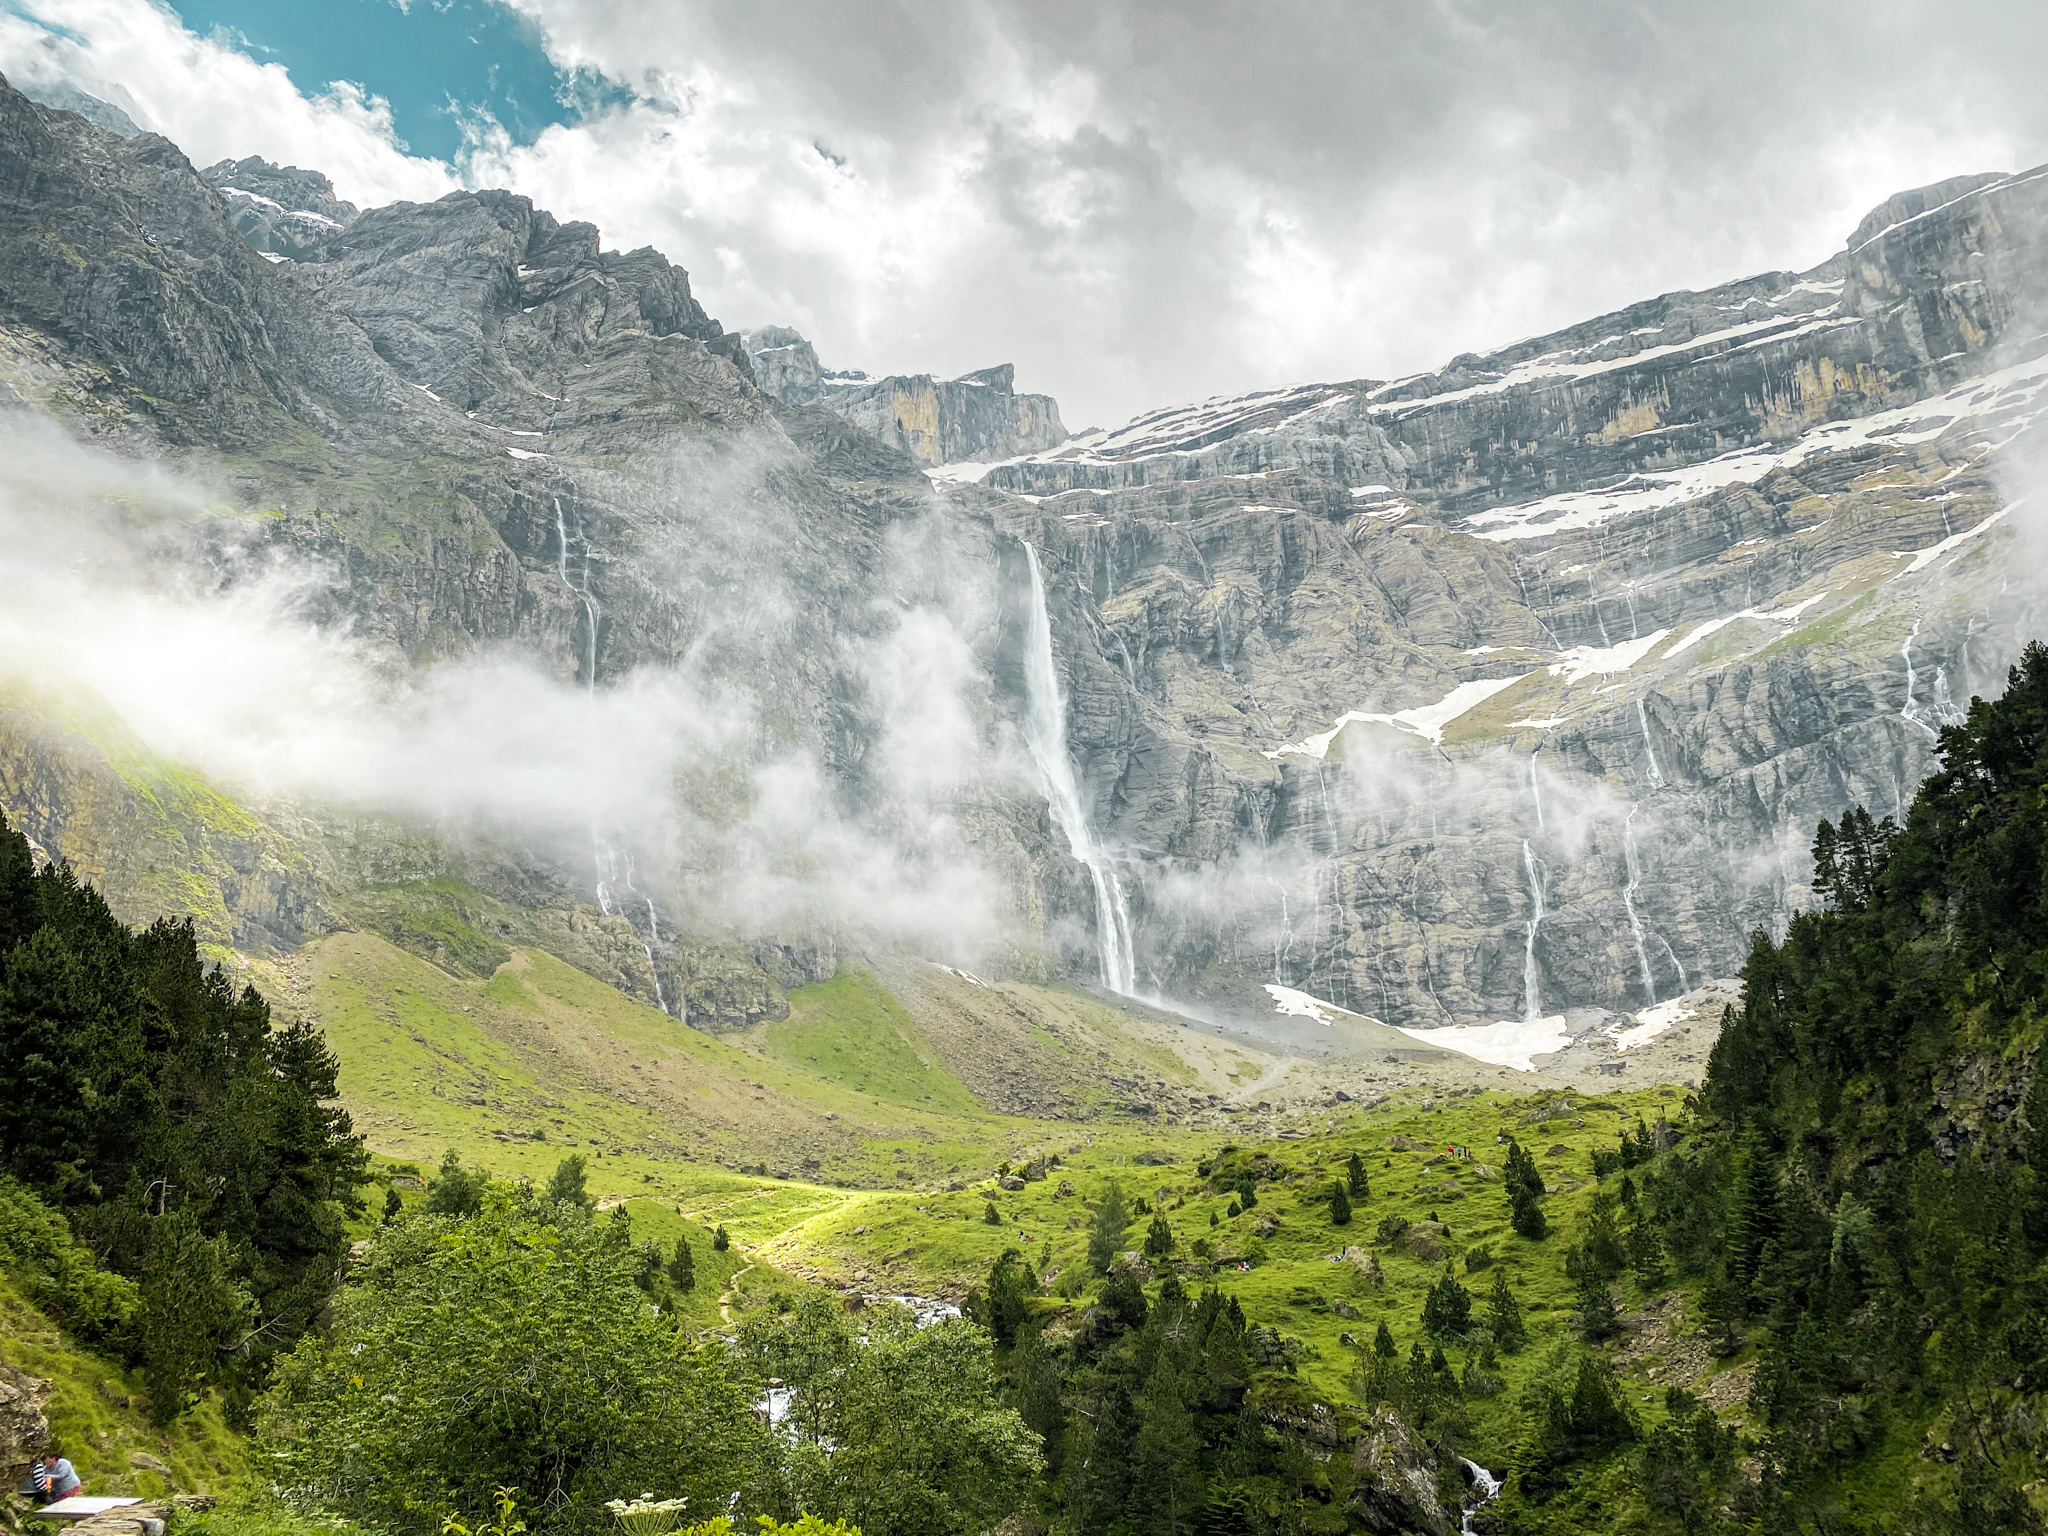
[745,327,1068,464]
[4,64,2047,1053]
[201,156,358,260]
[960,164,2048,1032]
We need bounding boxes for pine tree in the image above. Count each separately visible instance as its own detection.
[712,1225,730,1252]
[381,1187,402,1224]
[1727,1131,1780,1285]
[1132,1355,1203,1536]
[1076,1379,1137,1534]
[1373,1320,1397,1358]
[1422,1265,1472,1337]
[1144,1211,1175,1258]
[1486,1269,1527,1351]
[1329,1181,1352,1226]
[1346,1151,1370,1199]
[1576,1268,1618,1340]
[667,1234,694,1292]
[425,1149,487,1218]
[544,1153,592,1208]
[1088,1181,1131,1275]
[985,1201,1002,1225]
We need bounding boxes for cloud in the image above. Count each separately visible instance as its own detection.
[0,0,455,206]
[0,411,1014,960]
[6,1,2048,438]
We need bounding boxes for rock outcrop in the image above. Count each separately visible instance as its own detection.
[0,1365,50,1490]
[201,156,358,259]
[745,328,1068,464]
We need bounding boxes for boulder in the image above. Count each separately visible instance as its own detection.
[1351,1406,1454,1535]
[1342,1247,1385,1288]
[0,1366,50,1487]
[1391,1221,1450,1263]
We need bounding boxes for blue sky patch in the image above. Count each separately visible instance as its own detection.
[165,0,616,162]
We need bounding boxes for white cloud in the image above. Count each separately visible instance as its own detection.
[4,0,2046,430]
[0,0,455,206]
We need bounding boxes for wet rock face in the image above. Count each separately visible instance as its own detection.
[967,166,2048,1028]
[1350,1406,1454,1535]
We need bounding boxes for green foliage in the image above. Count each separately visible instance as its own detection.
[738,1295,1039,1536]
[967,1248,1036,1350]
[1516,1353,1636,1501]
[0,1176,139,1349]
[1485,1270,1526,1353]
[262,1200,765,1535]
[426,1149,489,1218]
[1143,1211,1175,1258]
[545,1154,593,1209]
[1420,1267,1471,1339]
[0,814,367,1416]
[713,1226,731,1252]
[982,1201,1001,1226]
[1087,1181,1130,1276]
[1327,1181,1352,1226]
[1345,1151,1369,1200]
[1503,1138,1548,1240]
[668,1235,695,1293]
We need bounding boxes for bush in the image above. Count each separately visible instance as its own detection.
[0,1177,139,1351]
[262,1202,765,1535]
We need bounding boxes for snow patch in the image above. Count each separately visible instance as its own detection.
[1394,1017,1573,1072]
[1610,998,1692,1051]
[1264,674,1526,760]
[1549,631,1670,685]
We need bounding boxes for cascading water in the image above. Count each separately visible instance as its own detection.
[1459,1459,1504,1535]
[1520,839,1547,1022]
[1622,804,1658,1006]
[1636,697,1664,788]
[1018,542,1139,996]
[1527,752,1544,830]
[558,497,671,1017]
[1900,614,1938,739]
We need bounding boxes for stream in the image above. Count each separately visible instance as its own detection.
[1459,1458,1503,1533]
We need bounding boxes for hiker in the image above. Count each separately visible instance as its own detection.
[26,1451,82,1503]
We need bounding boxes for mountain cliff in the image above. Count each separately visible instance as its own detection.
[744,326,1069,464]
[3,69,2046,1061]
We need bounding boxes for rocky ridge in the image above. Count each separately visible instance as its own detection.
[745,326,1068,464]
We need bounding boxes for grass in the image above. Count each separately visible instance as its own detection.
[0,1273,244,1500]
[753,971,984,1114]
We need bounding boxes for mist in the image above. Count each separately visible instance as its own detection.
[0,411,1033,967]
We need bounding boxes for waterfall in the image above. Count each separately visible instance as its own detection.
[1459,1460,1504,1535]
[1018,543,1139,996]
[554,497,600,688]
[559,497,671,1018]
[1636,697,1664,788]
[1520,840,1547,1022]
[1900,614,1938,738]
[1622,804,1658,1006]
[1528,752,1544,829]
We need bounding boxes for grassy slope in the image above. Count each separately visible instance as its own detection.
[778,1083,1751,1473]
[0,1274,244,1499]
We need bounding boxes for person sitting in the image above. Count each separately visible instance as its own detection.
[30,1451,82,1503]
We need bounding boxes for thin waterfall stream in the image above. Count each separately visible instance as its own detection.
[1018,542,1139,996]
[1520,839,1547,1022]
[558,496,672,1016]
[1622,804,1659,1006]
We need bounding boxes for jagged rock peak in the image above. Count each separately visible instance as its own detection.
[1847,171,2009,251]
[744,325,1068,465]
[13,77,141,137]
[202,155,361,260]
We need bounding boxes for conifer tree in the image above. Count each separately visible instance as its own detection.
[1132,1354,1203,1535]
[1422,1265,1471,1337]
[1076,1379,1137,1534]
[1345,1151,1370,1199]
[1088,1181,1131,1275]
[667,1234,694,1292]
[1144,1210,1175,1259]
[545,1153,592,1208]
[985,1201,1002,1225]
[1486,1269,1527,1351]
[1328,1181,1352,1226]
[1373,1321,1397,1358]
[712,1225,730,1251]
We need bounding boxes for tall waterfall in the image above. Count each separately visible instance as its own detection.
[1520,839,1547,1022]
[558,498,671,1017]
[1621,804,1658,1005]
[1018,542,1139,996]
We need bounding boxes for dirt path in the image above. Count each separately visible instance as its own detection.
[717,1262,757,1322]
